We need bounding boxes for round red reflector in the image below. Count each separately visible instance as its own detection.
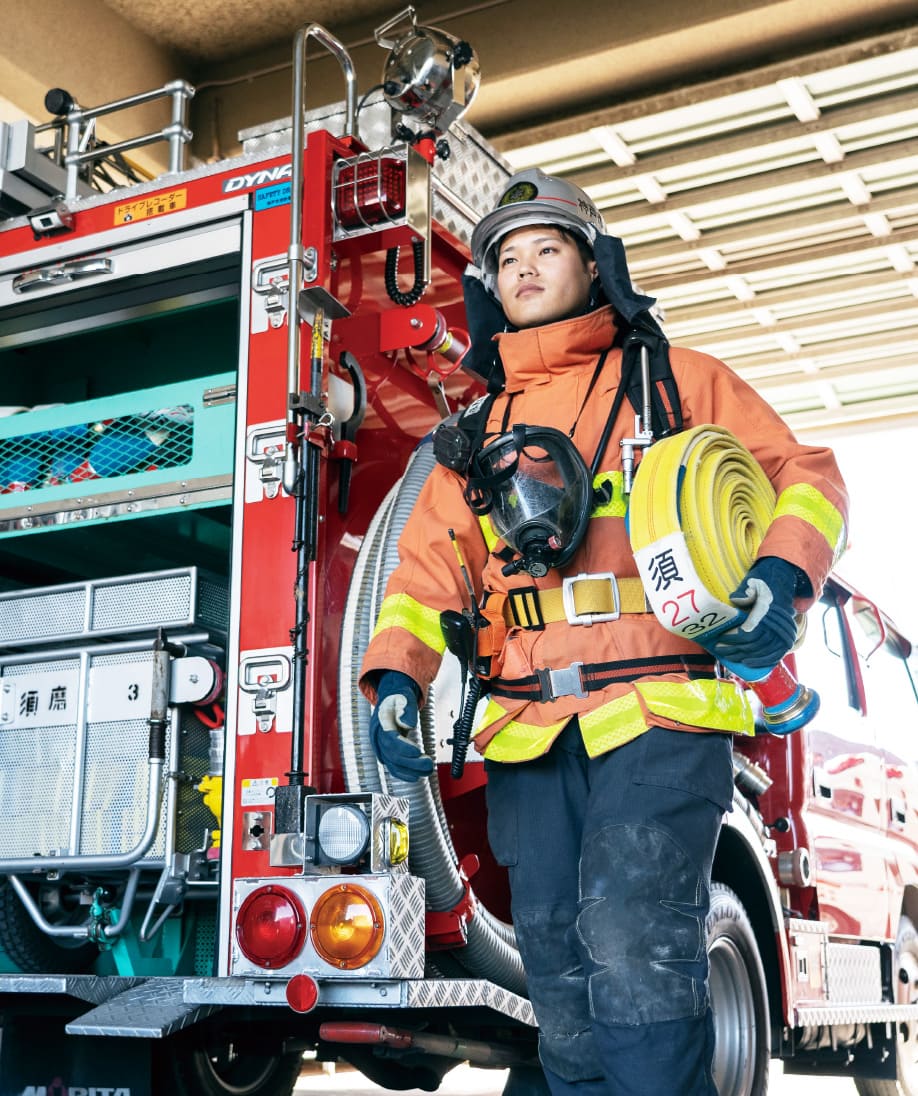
[286,973,320,1013]
[236,885,307,969]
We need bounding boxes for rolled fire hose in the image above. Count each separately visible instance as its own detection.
[627,423,818,732]
[338,440,526,996]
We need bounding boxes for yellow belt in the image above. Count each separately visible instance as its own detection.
[502,574,650,629]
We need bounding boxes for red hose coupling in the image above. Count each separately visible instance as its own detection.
[744,659,820,734]
[425,853,479,950]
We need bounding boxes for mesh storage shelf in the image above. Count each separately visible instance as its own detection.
[0,372,235,534]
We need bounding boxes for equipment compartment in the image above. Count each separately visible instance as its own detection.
[0,566,227,649]
[0,645,212,864]
[0,371,236,532]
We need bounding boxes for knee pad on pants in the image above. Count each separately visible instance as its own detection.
[577,821,709,1026]
[512,904,604,1084]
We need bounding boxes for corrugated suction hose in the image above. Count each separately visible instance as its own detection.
[338,438,526,996]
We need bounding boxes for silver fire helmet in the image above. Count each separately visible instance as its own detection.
[470,168,606,289]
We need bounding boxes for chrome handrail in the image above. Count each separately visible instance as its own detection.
[285,24,357,484]
[36,80,195,199]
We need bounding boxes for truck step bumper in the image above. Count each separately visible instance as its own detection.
[0,973,535,1036]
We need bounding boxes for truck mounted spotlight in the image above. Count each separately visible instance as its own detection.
[315,803,371,865]
[303,793,409,871]
[376,6,480,136]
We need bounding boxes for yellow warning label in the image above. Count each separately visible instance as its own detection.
[240,776,279,806]
[113,188,187,225]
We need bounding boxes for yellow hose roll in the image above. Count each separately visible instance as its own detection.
[628,425,775,644]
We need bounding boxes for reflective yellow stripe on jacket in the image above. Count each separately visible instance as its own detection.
[372,592,446,655]
[478,677,753,762]
[774,483,847,562]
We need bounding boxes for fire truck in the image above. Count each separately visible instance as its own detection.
[0,9,916,1096]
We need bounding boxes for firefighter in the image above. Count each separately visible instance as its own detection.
[359,168,848,1095]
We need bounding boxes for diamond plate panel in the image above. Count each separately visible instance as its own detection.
[826,942,883,1004]
[786,918,833,935]
[181,974,536,1024]
[406,978,536,1026]
[231,873,424,980]
[0,974,143,1005]
[797,1003,918,1027]
[183,975,283,1006]
[431,126,511,246]
[388,873,425,979]
[65,979,220,1037]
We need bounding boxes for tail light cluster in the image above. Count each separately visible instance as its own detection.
[231,793,424,982]
[236,881,385,972]
[236,885,306,969]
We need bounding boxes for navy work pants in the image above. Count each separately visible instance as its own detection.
[486,721,734,1095]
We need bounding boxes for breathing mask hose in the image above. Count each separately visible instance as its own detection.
[627,424,819,733]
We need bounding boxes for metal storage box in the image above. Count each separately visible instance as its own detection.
[0,566,228,649]
[0,644,212,864]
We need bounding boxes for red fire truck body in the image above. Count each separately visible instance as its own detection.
[0,22,915,1096]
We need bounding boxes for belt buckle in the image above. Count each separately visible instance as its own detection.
[561,572,620,626]
[538,662,588,702]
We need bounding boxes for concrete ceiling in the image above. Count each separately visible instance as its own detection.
[1,0,917,435]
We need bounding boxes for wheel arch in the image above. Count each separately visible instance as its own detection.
[713,797,792,1050]
[900,884,918,934]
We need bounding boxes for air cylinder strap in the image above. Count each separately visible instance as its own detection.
[627,424,818,731]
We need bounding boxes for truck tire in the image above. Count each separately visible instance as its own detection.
[856,916,918,1096]
[158,1024,303,1096]
[707,882,770,1096]
[0,878,97,974]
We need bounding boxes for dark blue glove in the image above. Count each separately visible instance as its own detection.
[706,557,800,670]
[369,670,434,782]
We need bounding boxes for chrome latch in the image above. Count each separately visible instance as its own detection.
[239,652,291,733]
[538,662,587,701]
[245,423,287,501]
[252,249,318,330]
[252,256,290,329]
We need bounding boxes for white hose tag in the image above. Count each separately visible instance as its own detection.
[633,531,741,640]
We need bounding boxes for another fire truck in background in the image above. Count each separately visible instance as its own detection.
[0,9,916,1095]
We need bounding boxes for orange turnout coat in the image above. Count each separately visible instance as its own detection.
[359,305,848,763]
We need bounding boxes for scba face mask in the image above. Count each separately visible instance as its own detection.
[464,425,593,577]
